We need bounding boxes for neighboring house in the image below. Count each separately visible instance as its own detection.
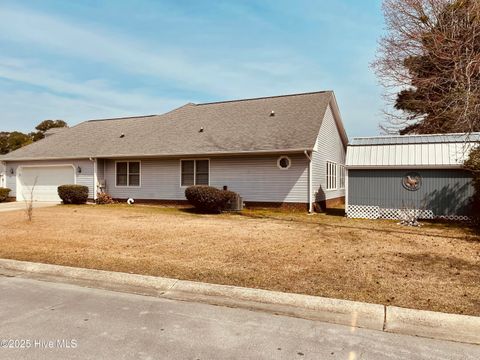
[0,162,5,189]
[345,133,480,220]
[43,127,68,137]
[0,91,348,211]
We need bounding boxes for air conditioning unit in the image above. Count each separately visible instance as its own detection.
[228,194,244,211]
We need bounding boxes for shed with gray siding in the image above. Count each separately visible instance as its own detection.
[345,133,479,220]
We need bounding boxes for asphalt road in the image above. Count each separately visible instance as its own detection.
[0,275,478,360]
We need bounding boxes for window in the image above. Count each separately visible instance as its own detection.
[181,160,209,186]
[116,161,140,187]
[277,156,291,170]
[181,160,194,186]
[339,165,345,189]
[326,161,337,190]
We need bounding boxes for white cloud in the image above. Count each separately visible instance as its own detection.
[0,55,191,131]
[0,3,384,136]
[0,5,327,98]
[0,57,186,111]
[0,89,123,132]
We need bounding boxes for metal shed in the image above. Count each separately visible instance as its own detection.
[345,133,480,220]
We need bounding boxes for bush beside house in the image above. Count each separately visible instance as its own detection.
[185,186,238,213]
[0,188,11,202]
[58,185,89,204]
[96,192,115,205]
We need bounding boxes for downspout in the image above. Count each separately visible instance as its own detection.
[304,150,313,213]
[90,158,98,202]
[345,167,349,217]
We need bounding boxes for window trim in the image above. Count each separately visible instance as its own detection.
[326,161,337,191]
[277,155,292,170]
[179,159,210,187]
[115,160,141,188]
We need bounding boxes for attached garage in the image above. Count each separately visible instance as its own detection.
[16,165,75,202]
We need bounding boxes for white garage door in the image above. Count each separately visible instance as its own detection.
[17,166,75,202]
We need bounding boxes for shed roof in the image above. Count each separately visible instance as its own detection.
[346,133,480,168]
[1,91,347,161]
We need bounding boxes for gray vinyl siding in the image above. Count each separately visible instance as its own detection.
[210,155,308,202]
[104,154,308,203]
[348,169,474,216]
[97,159,105,182]
[312,104,346,201]
[5,159,95,199]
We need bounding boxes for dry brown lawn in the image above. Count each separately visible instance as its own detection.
[0,204,479,316]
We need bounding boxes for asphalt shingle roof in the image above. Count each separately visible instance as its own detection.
[1,91,341,161]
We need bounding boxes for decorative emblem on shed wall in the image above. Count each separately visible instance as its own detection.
[402,172,422,191]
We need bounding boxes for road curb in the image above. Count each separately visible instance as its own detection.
[0,259,478,344]
[385,306,480,345]
[168,279,384,330]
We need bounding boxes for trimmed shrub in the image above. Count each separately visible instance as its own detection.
[58,185,89,204]
[96,192,115,205]
[222,190,239,211]
[0,188,11,202]
[185,185,238,213]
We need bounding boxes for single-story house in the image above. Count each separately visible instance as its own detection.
[345,133,480,220]
[0,91,348,211]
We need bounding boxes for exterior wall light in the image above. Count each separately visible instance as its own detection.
[77,166,82,174]
[9,168,14,175]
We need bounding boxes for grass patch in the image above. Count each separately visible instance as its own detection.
[0,204,478,316]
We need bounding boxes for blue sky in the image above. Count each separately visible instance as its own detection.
[0,0,385,136]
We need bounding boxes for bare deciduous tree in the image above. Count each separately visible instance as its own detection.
[24,177,37,222]
[373,0,480,134]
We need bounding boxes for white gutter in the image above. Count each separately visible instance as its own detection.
[304,150,313,213]
[0,148,313,162]
[90,158,98,201]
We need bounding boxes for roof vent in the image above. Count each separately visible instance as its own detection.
[270,110,275,117]
[120,133,125,138]
[199,127,204,133]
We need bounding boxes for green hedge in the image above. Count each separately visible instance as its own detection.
[0,188,11,202]
[185,186,238,213]
[58,185,89,204]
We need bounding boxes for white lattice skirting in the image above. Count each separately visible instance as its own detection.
[346,205,471,221]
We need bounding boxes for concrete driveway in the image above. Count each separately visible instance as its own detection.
[0,202,58,213]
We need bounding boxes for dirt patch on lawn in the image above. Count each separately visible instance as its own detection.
[0,205,479,316]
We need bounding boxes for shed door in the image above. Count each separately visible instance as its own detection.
[17,166,75,202]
